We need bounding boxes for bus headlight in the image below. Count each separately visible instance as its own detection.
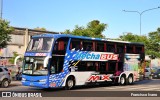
[39,79,47,82]
[22,78,26,81]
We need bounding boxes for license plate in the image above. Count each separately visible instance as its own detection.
[154,75,157,77]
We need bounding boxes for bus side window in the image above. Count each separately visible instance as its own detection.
[107,44,115,52]
[70,39,81,50]
[108,62,116,72]
[53,37,69,55]
[126,45,133,53]
[53,41,64,51]
[117,45,124,53]
[135,46,142,53]
[77,62,87,71]
[99,62,106,73]
[58,41,64,50]
[86,62,94,71]
[96,42,104,52]
[82,41,93,51]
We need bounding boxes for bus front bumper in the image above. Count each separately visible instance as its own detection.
[22,80,49,88]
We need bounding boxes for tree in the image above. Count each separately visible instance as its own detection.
[64,20,107,38]
[34,27,46,31]
[119,33,150,50]
[119,31,160,58]
[0,19,13,48]
[119,33,149,43]
[9,52,19,64]
[147,28,160,58]
[9,51,23,64]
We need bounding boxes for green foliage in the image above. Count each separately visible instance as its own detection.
[146,28,160,58]
[9,52,23,64]
[34,27,46,31]
[119,28,160,58]
[9,52,19,64]
[64,20,107,38]
[145,61,150,68]
[119,33,148,43]
[0,19,13,48]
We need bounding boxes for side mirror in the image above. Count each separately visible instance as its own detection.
[44,56,51,68]
[14,56,22,65]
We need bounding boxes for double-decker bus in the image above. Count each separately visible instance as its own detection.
[22,34,145,89]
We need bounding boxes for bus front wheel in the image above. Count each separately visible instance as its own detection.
[65,77,75,90]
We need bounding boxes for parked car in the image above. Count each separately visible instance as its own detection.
[0,66,11,88]
[144,68,152,79]
[152,68,160,79]
[6,65,18,80]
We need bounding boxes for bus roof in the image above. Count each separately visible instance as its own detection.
[32,33,144,45]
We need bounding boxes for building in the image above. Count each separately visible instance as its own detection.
[0,27,57,65]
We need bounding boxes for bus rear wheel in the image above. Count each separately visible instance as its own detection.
[65,77,75,90]
[127,76,133,85]
[120,76,126,85]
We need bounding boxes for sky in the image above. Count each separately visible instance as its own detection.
[2,0,160,38]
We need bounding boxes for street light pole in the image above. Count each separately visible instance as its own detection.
[0,0,3,19]
[123,7,160,35]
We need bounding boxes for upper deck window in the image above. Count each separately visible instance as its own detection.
[82,40,93,51]
[96,42,104,52]
[107,43,115,52]
[117,44,124,53]
[27,37,53,52]
[126,45,133,53]
[70,39,81,50]
[135,46,143,53]
[52,37,69,55]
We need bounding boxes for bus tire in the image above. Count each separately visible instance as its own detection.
[127,75,133,85]
[65,76,75,90]
[120,76,126,85]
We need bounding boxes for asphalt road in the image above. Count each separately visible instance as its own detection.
[1,79,160,91]
[1,79,160,100]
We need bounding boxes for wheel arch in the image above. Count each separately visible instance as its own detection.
[128,73,134,78]
[118,72,127,83]
[65,75,76,86]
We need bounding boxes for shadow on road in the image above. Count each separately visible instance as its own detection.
[39,79,160,91]
[134,79,160,85]
[39,83,123,92]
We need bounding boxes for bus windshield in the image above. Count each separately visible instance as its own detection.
[23,57,48,75]
[27,37,54,52]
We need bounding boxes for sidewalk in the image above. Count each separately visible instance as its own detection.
[10,81,22,86]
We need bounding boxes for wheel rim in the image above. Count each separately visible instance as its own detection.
[128,77,133,84]
[4,81,9,87]
[120,77,125,84]
[68,80,74,88]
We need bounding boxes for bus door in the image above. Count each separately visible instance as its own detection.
[50,56,65,75]
[49,55,66,87]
